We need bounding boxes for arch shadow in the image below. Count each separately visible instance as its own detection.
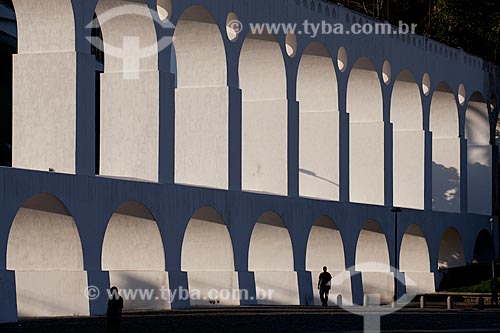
[248,211,299,305]
[7,193,88,317]
[181,206,238,306]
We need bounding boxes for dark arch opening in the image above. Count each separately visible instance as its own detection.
[473,229,493,263]
[91,13,103,175]
[438,227,466,269]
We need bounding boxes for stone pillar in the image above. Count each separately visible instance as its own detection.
[382,87,394,208]
[338,77,350,203]
[288,100,300,197]
[0,270,17,323]
[226,41,243,192]
[229,87,243,191]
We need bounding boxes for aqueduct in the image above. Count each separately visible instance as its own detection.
[0,0,499,321]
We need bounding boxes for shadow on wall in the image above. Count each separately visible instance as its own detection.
[299,168,339,188]
[432,157,495,212]
[465,103,489,142]
[432,162,459,210]
[473,230,493,263]
[108,272,168,310]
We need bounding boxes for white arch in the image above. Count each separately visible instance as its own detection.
[297,42,339,201]
[306,216,351,305]
[102,201,165,271]
[355,220,393,303]
[239,34,287,101]
[11,1,82,174]
[306,216,345,271]
[240,33,288,195]
[102,201,168,311]
[181,207,234,271]
[473,229,493,263]
[347,57,383,122]
[13,0,76,53]
[430,83,459,138]
[96,0,161,182]
[399,224,430,272]
[248,212,293,271]
[173,5,229,190]
[466,92,492,215]
[430,82,461,213]
[173,5,227,88]
[7,194,83,270]
[399,224,435,294]
[466,92,490,144]
[438,227,466,269]
[181,207,238,305]
[7,193,88,317]
[347,57,384,205]
[248,211,298,305]
[95,0,158,73]
[391,70,422,131]
[355,220,390,272]
[391,70,425,209]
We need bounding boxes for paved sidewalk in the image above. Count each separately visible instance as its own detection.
[1,307,500,332]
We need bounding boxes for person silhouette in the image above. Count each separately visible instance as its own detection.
[318,266,332,307]
[107,286,124,332]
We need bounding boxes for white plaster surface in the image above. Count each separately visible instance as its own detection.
[393,131,425,209]
[350,122,385,205]
[361,271,394,304]
[7,208,83,271]
[15,271,89,317]
[355,222,390,272]
[174,10,227,88]
[99,72,160,182]
[13,0,75,53]
[297,47,339,201]
[347,64,383,122]
[299,112,339,201]
[253,271,299,305]
[102,212,165,271]
[400,225,430,273]
[306,218,345,271]
[175,87,229,189]
[13,52,77,174]
[108,271,170,310]
[248,215,294,271]
[187,271,239,306]
[430,89,459,138]
[242,100,288,195]
[404,271,435,295]
[181,211,234,271]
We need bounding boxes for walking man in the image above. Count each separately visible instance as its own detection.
[318,266,332,307]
